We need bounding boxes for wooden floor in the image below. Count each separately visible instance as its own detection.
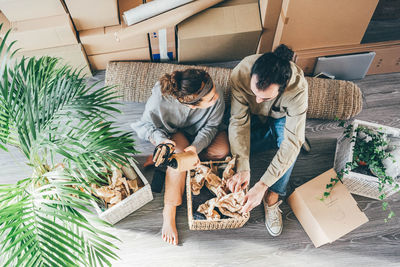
[1,69,400,266]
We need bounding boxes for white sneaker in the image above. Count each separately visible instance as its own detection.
[263,199,283,237]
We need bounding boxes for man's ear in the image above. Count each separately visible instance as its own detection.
[187,104,197,109]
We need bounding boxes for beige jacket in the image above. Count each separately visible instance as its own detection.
[228,54,308,187]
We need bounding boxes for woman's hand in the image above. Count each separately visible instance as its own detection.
[162,139,176,146]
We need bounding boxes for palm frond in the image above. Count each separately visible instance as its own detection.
[0,171,119,267]
[0,23,139,266]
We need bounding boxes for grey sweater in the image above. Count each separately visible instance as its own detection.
[131,82,225,153]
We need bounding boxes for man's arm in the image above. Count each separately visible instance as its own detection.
[229,83,251,172]
[259,88,308,187]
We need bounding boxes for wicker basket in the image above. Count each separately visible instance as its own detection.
[92,158,153,225]
[334,119,400,200]
[186,160,250,230]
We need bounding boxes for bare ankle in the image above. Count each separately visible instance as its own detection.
[163,204,177,219]
[266,191,279,206]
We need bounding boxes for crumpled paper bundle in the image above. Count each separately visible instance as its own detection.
[190,157,247,220]
[91,163,142,209]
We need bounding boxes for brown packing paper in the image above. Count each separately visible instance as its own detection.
[272,0,379,51]
[288,168,369,248]
[0,0,67,22]
[0,14,77,51]
[177,3,262,62]
[64,0,119,31]
[114,0,225,41]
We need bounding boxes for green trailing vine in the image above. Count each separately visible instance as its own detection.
[321,119,399,222]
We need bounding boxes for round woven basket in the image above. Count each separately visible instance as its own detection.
[105,61,363,120]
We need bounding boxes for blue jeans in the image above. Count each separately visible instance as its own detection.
[250,116,296,196]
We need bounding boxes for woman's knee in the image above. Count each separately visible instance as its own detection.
[171,132,189,153]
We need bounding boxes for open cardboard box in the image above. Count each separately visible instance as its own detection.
[288,168,369,248]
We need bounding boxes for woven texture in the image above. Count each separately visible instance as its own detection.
[105,61,363,120]
[185,161,250,231]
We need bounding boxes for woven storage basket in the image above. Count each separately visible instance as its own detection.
[334,119,400,200]
[106,61,363,120]
[92,158,153,225]
[186,160,250,230]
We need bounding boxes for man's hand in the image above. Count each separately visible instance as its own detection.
[240,181,268,214]
[227,171,250,193]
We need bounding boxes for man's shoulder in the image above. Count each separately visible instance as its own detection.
[230,54,261,91]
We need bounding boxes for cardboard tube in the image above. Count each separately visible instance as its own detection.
[169,151,198,172]
[114,0,224,42]
[123,0,194,26]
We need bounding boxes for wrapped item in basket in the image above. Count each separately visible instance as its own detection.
[186,157,250,230]
[91,158,153,225]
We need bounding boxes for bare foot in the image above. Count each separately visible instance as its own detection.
[162,205,178,245]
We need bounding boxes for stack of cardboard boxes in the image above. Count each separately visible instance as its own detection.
[1,0,398,75]
[79,0,150,71]
[0,0,91,76]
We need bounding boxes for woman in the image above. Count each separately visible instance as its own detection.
[131,69,229,245]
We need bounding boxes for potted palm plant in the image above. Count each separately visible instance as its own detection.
[0,24,138,266]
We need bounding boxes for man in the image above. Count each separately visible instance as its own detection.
[227,44,308,236]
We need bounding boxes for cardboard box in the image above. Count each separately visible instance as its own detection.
[294,41,400,75]
[0,14,77,51]
[64,0,119,31]
[149,27,176,61]
[334,120,400,200]
[79,0,147,55]
[177,3,261,63]
[114,0,224,42]
[288,168,369,248]
[272,0,379,51]
[14,44,92,77]
[88,48,150,71]
[0,0,66,22]
[257,0,283,53]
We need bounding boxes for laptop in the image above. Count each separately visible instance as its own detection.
[313,51,376,81]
